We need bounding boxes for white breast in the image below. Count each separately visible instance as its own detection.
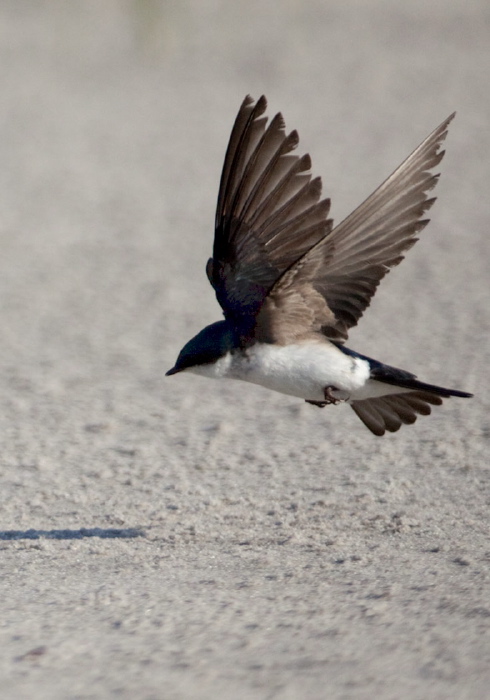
[227,341,371,402]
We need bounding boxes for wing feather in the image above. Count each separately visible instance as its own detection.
[209,95,332,321]
[314,115,454,339]
[258,111,454,343]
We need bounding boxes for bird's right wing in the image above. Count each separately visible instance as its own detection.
[256,113,455,344]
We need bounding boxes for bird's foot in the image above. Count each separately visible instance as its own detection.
[305,387,348,408]
[323,385,346,405]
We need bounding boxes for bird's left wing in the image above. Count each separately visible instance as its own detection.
[207,95,332,324]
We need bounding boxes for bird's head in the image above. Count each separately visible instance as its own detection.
[166,320,236,376]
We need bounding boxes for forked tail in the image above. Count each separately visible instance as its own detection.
[351,372,472,436]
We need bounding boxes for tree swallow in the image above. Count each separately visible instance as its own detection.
[166,95,472,436]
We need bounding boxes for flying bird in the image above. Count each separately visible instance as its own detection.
[166,95,472,435]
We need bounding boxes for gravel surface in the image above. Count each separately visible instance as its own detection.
[1,2,489,698]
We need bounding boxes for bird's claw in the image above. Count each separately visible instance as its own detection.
[305,387,348,408]
[323,386,344,405]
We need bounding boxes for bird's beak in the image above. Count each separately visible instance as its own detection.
[165,366,181,376]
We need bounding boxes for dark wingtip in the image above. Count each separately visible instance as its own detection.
[242,94,255,108]
[255,94,268,114]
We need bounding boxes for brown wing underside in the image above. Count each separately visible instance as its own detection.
[255,108,454,344]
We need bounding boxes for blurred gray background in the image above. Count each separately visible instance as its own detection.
[0,2,489,698]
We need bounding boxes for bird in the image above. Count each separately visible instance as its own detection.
[166,95,472,436]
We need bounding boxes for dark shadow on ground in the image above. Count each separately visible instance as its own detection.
[0,527,146,540]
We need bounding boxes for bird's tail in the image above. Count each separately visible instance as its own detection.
[370,373,473,399]
[350,369,472,437]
